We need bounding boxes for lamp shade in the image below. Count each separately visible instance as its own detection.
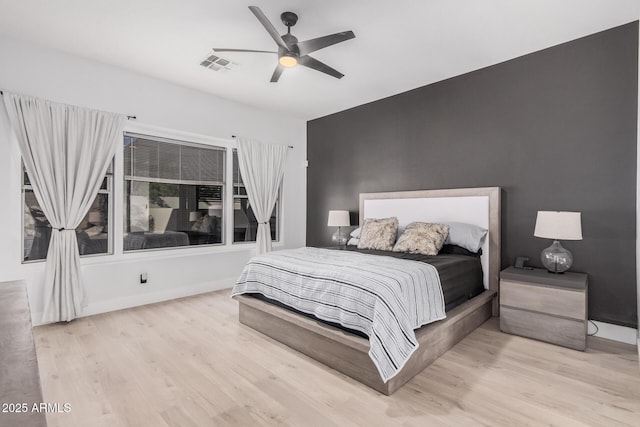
[327,210,350,227]
[88,211,103,224]
[534,211,582,240]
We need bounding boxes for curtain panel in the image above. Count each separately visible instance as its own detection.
[3,93,123,323]
[236,138,288,254]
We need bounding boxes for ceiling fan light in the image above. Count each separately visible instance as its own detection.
[279,55,298,68]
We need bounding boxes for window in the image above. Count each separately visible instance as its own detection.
[123,133,225,251]
[22,165,113,262]
[232,149,279,243]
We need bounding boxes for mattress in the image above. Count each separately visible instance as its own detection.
[248,247,484,338]
[342,247,485,311]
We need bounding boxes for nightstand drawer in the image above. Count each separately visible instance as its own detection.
[501,279,585,320]
[500,306,586,350]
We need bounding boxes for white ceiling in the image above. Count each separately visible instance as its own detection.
[0,0,638,120]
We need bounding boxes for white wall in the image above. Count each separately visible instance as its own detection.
[0,36,307,324]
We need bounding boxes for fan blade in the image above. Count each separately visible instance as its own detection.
[298,55,344,79]
[270,64,285,82]
[213,48,276,54]
[248,6,289,51]
[296,31,355,56]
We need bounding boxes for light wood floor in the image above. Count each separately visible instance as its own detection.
[33,290,639,427]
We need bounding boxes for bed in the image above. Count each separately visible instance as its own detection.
[75,230,190,255]
[233,187,501,395]
[24,205,193,259]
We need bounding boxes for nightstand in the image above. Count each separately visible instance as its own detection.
[500,266,588,351]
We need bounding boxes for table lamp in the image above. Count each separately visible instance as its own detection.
[88,211,103,225]
[534,211,582,273]
[328,210,350,248]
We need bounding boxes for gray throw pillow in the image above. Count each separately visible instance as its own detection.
[357,217,399,251]
[85,225,103,237]
[200,215,217,233]
[392,222,449,256]
[191,216,205,231]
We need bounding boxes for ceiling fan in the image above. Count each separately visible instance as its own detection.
[213,6,355,82]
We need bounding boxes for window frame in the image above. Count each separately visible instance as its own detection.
[21,161,114,264]
[122,132,227,253]
[18,123,286,264]
[231,149,281,245]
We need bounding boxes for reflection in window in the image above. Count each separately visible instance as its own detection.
[232,150,279,243]
[22,166,112,262]
[123,133,225,251]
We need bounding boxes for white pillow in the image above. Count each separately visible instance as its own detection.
[347,237,359,246]
[444,222,487,253]
[350,227,361,238]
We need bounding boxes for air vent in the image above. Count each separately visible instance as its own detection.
[200,53,237,72]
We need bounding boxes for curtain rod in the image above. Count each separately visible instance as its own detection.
[231,135,293,149]
[0,90,137,120]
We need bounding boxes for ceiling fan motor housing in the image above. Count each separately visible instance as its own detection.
[280,12,300,64]
[281,33,300,57]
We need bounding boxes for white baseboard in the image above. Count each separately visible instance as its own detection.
[32,277,235,326]
[588,320,638,345]
[31,288,639,348]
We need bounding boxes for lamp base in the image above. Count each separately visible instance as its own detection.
[331,227,348,249]
[541,240,573,274]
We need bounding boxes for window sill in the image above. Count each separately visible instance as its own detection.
[20,240,285,269]
[232,240,281,246]
[21,242,287,269]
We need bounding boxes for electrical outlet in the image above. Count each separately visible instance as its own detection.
[140,273,148,284]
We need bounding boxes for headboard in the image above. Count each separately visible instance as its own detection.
[359,187,501,297]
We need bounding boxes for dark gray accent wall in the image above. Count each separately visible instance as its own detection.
[307,22,638,327]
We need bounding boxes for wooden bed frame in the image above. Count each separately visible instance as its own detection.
[236,187,501,395]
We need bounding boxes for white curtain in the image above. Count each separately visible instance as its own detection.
[3,93,124,323]
[237,138,288,254]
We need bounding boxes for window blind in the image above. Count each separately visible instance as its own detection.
[124,133,225,184]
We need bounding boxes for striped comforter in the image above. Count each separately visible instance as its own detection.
[231,247,446,383]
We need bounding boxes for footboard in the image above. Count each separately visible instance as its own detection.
[236,289,496,395]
